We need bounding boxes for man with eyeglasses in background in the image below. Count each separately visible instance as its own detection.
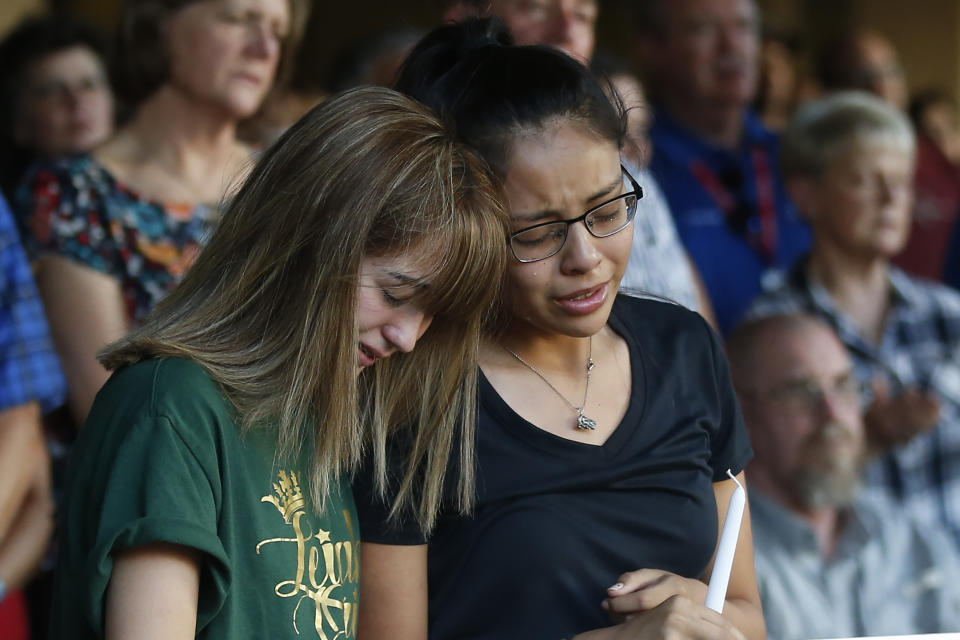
[634,0,812,334]
[726,313,960,640]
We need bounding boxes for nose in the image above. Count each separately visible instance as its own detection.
[559,222,602,274]
[67,83,102,115]
[815,391,840,419]
[718,18,757,58]
[875,174,895,206]
[382,308,433,354]
[718,25,743,56]
[62,85,85,110]
[876,173,910,207]
[814,386,856,425]
[247,21,281,60]
[545,9,575,49]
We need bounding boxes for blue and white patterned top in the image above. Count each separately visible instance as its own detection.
[20,154,216,325]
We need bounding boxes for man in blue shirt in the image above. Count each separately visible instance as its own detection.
[635,0,811,333]
[0,190,65,619]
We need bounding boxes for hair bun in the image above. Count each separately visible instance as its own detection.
[452,17,514,55]
[395,18,512,103]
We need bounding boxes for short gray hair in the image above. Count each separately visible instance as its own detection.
[781,90,915,180]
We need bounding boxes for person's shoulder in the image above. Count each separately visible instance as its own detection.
[743,276,810,321]
[853,492,930,547]
[97,357,233,427]
[854,492,958,562]
[613,293,713,345]
[149,356,220,389]
[104,356,210,388]
[892,268,960,316]
[743,110,779,146]
[24,153,108,184]
[0,191,17,236]
[647,107,705,163]
[746,490,798,546]
[615,292,702,323]
[19,153,118,212]
[149,357,228,406]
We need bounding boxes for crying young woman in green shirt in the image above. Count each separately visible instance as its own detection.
[47,86,508,640]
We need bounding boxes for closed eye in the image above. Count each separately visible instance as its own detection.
[381,287,411,306]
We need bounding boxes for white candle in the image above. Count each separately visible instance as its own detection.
[705,469,746,613]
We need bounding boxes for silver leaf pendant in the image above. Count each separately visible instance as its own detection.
[577,413,598,430]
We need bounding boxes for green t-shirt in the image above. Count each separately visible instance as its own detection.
[50,358,360,639]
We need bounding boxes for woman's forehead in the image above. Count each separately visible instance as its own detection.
[503,131,621,210]
[363,250,434,280]
[828,134,913,167]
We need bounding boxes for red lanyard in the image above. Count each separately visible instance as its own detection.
[690,147,779,264]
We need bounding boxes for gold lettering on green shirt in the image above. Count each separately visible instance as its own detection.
[257,470,360,639]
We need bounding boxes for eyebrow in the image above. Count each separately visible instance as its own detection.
[512,174,624,224]
[387,271,429,289]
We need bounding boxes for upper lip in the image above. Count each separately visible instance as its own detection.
[714,58,747,73]
[237,72,264,84]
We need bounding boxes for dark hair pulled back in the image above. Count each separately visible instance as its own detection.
[396,18,626,176]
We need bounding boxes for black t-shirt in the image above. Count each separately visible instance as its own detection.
[354,296,753,639]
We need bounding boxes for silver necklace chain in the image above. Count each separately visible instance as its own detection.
[502,337,598,430]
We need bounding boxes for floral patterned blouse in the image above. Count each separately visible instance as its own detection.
[20,154,217,325]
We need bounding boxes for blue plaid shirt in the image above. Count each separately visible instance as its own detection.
[747,258,960,546]
[0,192,66,412]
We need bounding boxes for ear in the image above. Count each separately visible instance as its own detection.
[786,175,822,224]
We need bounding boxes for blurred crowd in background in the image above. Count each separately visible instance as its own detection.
[4,0,960,638]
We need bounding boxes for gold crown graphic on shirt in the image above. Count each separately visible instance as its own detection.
[262,470,306,523]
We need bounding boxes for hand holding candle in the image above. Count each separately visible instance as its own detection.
[704,469,745,613]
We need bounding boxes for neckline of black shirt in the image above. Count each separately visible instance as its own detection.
[477,295,648,459]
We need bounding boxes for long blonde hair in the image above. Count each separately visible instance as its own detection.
[101,86,508,531]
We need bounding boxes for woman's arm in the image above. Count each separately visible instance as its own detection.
[577,597,743,640]
[701,472,765,640]
[105,543,201,640]
[358,542,428,640]
[602,473,765,640]
[0,410,53,590]
[687,254,718,330]
[34,255,128,426]
[0,402,44,537]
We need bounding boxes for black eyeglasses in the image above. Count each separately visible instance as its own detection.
[508,166,643,263]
